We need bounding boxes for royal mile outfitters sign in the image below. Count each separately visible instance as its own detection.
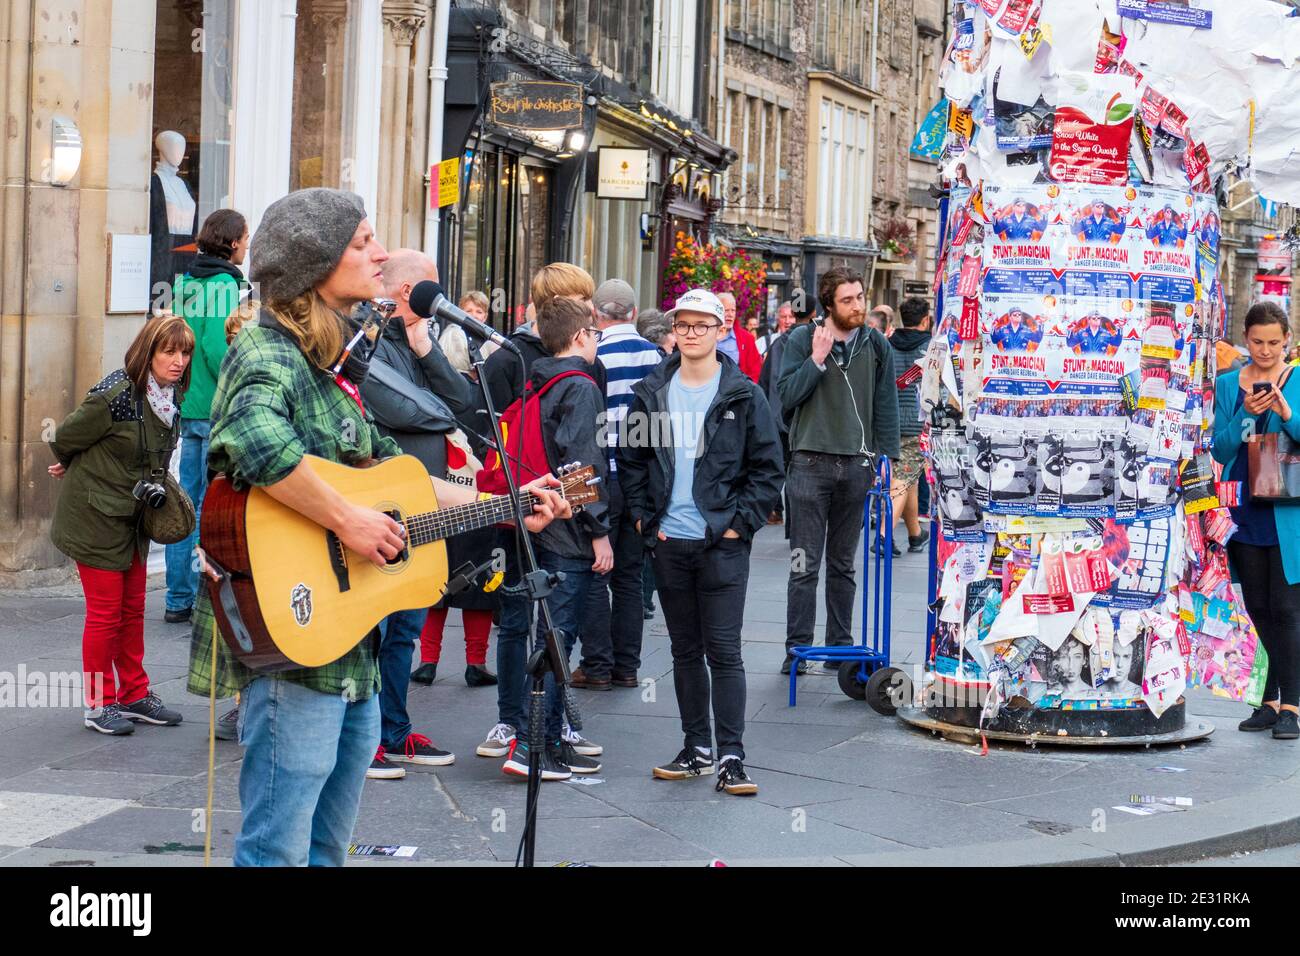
[490,81,584,131]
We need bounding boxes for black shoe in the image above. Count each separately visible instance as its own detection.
[716,757,758,796]
[164,607,192,624]
[366,746,406,780]
[872,540,901,557]
[465,664,497,687]
[644,608,655,620]
[1274,710,1299,740]
[908,531,929,553]
[214,706,239,741]
[84,704,135,735]
[388,732,455,766]
[502,738,571,780]
[410,662,437,685]
[653,747,715,780]
[780,658,808,675]
[119,692,183,726]
[552,740,601,774]
[1239,706,1280,732]
[822,659,843,672]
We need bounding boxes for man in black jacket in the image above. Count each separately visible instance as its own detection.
[620,288,784,796]
[777,267,900,676]
[356,249,477,780]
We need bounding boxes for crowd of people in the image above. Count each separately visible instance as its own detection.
[47,186,950,867]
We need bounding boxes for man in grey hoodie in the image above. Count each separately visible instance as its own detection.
[777,267,900,675]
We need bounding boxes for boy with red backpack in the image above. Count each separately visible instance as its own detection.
[481,296,612,781]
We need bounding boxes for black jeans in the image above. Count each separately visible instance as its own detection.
[1228,540,1300,708]
[651,536,750,760]
[785,451,871,657]
[580,480,646,680]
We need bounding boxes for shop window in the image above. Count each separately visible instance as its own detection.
[290,0,365,194]
[149,0,236,294]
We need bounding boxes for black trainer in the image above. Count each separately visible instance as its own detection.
[551,740,601,774]
[780,658,808,675]
[84,704,135,735]
[716,757,758,796]
[1239,706,1280,732]
[214,706,239,741]
[502,738,571,781]
[653,747,715,780]
[164,607,192,624]
[120,692,183,726]
[1274,710,1299,740]
[908,531,929,553]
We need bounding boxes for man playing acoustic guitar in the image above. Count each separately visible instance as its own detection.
[186,188,571,867]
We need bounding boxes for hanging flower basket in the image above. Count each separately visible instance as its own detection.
[662,233,768,322]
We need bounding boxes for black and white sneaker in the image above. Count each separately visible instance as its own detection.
[716,757,758,796]
[552,741,601,774]
[652,747,715,780]
[387,732,455,766]
[502,739,571,781]
[84,704,135,735]
[214,706,239,741]
[366,746,406,780]
[119,693,183,726]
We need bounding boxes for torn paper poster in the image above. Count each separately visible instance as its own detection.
[1118,0,1213,30]
[348,844,418,858]
[1050,72,1136,185]
[1142,615,1189,716]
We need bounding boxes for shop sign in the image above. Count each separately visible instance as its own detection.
[435,158,460,209]
[107,234,152,314]
[596,147,650,200]
[490,81,584,131]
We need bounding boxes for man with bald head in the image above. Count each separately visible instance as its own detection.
[354,248,478,779]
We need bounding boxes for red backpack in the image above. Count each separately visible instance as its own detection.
[477,369,597,495]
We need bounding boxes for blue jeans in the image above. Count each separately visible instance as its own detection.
[495,545,594,743]
[234,677,380,867]
[378,607,426,750]
[165,418,211,612]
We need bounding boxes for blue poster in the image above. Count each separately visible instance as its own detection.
[912,99,949,160]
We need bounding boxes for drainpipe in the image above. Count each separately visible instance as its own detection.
[423,0,451,258]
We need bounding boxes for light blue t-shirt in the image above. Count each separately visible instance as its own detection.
[660,366,722,540]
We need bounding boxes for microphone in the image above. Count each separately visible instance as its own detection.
[409,281,519,355]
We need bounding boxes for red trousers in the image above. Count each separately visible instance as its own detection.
[421,608,492,666]
[76,553,149,709]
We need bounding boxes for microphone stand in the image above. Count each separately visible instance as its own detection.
[469,343,571,869]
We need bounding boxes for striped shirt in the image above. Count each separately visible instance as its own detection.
[597,322,662,474]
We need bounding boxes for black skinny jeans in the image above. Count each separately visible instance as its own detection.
[1228,540,1300,708]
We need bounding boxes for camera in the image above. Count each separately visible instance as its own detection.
[133,479,168,510]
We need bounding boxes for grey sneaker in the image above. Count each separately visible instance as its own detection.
[551,741,601,774]
[476,722,516,758]
[562,723,603,756]
[84,704,135,735]
[214,706,239,741]
[120,693,183,726]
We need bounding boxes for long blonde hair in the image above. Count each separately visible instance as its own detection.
[267,290,343,370]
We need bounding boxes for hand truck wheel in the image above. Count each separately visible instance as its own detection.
[865,667,912,716]
[837,660,869,700]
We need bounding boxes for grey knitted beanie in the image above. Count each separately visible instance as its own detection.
[250,188,368,303]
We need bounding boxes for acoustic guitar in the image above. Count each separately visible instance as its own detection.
[201,455,599,671]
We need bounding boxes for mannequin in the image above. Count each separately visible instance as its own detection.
[150,130,199,293]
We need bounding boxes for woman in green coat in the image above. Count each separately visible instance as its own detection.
[48,314,194,735]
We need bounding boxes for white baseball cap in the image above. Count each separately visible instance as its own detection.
[664,288,725,325]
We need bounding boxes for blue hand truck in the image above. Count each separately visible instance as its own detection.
[787,456,909,713]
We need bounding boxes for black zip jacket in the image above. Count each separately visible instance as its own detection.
[618,352,784,547]
[482,323,608,421]
[529,355,610,559]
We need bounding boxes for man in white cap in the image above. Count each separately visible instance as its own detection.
[619,288,784,796]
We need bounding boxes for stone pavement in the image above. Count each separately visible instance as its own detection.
[1,522,1299,867]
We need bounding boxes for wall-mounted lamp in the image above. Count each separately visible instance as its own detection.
[49,116,83,187]
[566,130,587,152]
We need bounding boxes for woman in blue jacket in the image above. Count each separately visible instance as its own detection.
[1212,302,1300,740]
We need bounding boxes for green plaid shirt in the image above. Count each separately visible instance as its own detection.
[187,320,401,701]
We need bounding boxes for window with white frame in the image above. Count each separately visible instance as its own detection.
[811,0,872,87]
[651,0,697,117]
[816,95,872,240]
[722,88,790,221]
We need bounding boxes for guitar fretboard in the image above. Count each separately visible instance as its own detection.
[405,492,539,546]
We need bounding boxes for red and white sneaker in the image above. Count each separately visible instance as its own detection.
[366,746,406,780]
[502,738,571,781]
[386,732,455,767]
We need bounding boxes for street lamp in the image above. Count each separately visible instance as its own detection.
[49,116,82,187]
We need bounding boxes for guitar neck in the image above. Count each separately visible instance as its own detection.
[406,492,539,546]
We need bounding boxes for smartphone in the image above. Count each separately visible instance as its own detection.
[1253,382,1273,396]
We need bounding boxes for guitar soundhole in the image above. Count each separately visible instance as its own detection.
[384,510,410,567]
